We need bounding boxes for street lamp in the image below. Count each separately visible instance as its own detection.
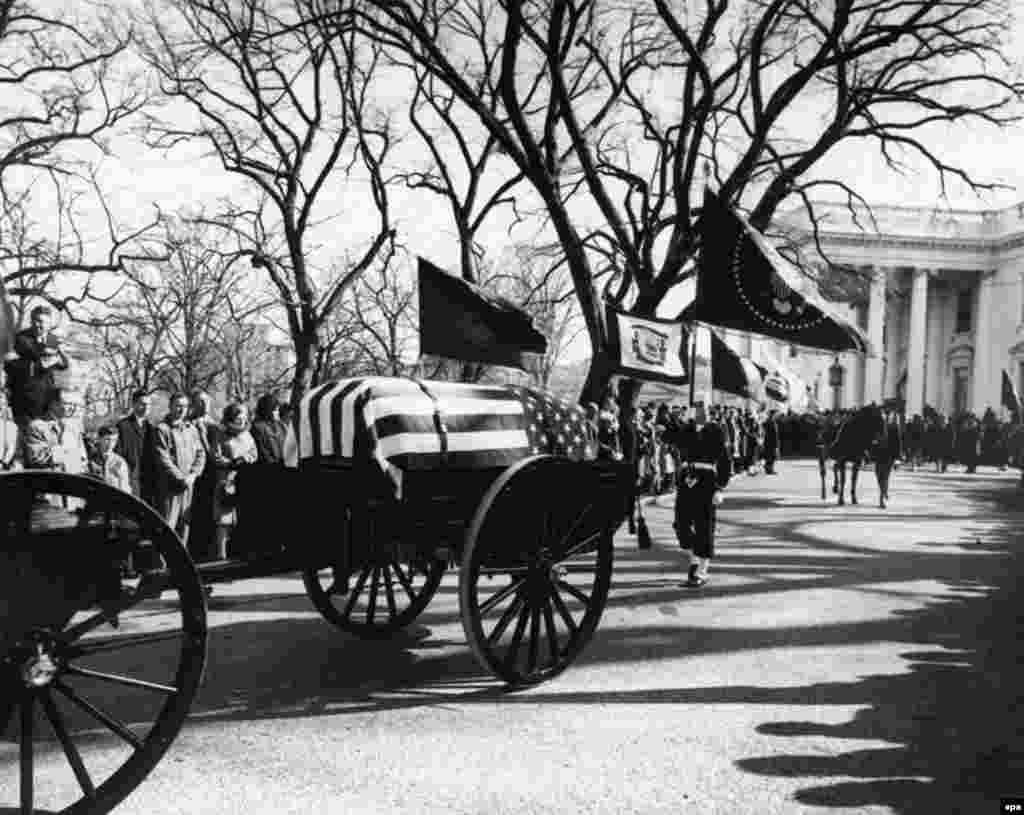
[828,357,845,410]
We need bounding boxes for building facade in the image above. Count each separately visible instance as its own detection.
[734,200,1024,416]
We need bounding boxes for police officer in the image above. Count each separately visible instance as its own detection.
[664,403,732,588]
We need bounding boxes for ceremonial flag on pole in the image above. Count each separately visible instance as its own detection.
[0,277,14,359]
[710,330,764,399]
[418,257,547,371]
[605,304,689,385]
[682,188,870,354]
[1001,369,1021,421]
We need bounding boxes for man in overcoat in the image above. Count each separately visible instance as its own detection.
[153,393,206,551]
[115,389,156,502]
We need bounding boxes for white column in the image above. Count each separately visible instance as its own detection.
[865,267,886,405]
[972,271,995,413]
[906,268,929,416]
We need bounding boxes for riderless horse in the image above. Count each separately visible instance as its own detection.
[819,405,885,506]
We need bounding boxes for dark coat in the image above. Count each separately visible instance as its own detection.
[250,418,288,465]
[664,420,732,490]
[6,329,68,421]
[115,415,157,501]
[763,415,780,456]
[874,421,903,464]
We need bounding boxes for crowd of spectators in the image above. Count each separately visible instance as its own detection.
[582,398,784,494]
[1,310,294,565]
[578,393,1023,497]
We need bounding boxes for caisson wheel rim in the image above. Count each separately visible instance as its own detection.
[1,472,207,815]
[461,457,613,686]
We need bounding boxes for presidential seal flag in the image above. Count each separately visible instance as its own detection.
[296,377,594,498]
[683,188,870,354]
[606,304,688,385]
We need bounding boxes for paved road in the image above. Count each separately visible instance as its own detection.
[9,460,1024,814]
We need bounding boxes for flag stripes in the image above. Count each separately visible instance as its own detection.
[296,377,594,498]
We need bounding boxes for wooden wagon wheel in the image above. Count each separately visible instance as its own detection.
[459,456,615,687]
[301,555,446,639]
[0,471,207,815]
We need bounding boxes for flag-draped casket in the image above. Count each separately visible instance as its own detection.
[295,377,595,500]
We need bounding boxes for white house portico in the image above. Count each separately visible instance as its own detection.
[776,201,1024,416]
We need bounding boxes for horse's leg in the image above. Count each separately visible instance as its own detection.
[837,461,846,505]
[850,461,859,505]
[877,460,887,508]
[832,460,840,494]
[818,448,827,501]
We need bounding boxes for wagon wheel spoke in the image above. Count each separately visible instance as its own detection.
[54,680,144,750]
[526,604,542,676]
[382,564,398,621]
[62,592,144,643]
[365,565,381,624]
[20,696,34,815]
[541,595,560,666]
[391,561,416,602]
[556,579,591,607]
[554,530,602,563]
[478,576,527,617]
[502,603,531,672]
[341,565,373,621]
[554,503,594,554]
[486,592,526,648]
[64,664,179,695]
[40,689,96,797]
[67,629,184,658]
[549,584,579,638]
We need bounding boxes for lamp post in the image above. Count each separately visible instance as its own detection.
[829,357,845,410]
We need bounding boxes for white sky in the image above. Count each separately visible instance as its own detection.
[13,1,1024,361]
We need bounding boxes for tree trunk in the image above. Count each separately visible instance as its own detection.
[290,335,318,415]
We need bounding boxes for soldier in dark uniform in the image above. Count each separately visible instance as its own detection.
[664,404,732,588]
[873,408,904,509]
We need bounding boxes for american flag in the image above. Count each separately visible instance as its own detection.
[296,378,595,498]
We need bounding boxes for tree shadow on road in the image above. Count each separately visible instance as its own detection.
[730,482,1024,814]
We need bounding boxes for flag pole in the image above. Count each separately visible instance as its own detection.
[688,323,698,409]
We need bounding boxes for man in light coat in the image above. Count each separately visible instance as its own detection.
[153,393,206,550]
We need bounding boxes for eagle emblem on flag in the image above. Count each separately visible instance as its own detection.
[630,324,669,366]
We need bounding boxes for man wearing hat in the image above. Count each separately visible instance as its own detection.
[663,402,732,587]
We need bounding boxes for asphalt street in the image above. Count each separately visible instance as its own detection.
[8,459,1024,815]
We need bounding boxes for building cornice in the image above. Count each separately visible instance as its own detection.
[779,199,1024,259]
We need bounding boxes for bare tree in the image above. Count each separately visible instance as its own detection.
[137,0,397,408]
[83,215,270,402]
[327,0,1022,413]
[0,1,161,317]
[318,255,417,378]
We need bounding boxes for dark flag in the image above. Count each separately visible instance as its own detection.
[606,304,688,385]
[710,330,764,399]
[1002,369,1021,421]
[418,257,547,370]
[682,189,870,354]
